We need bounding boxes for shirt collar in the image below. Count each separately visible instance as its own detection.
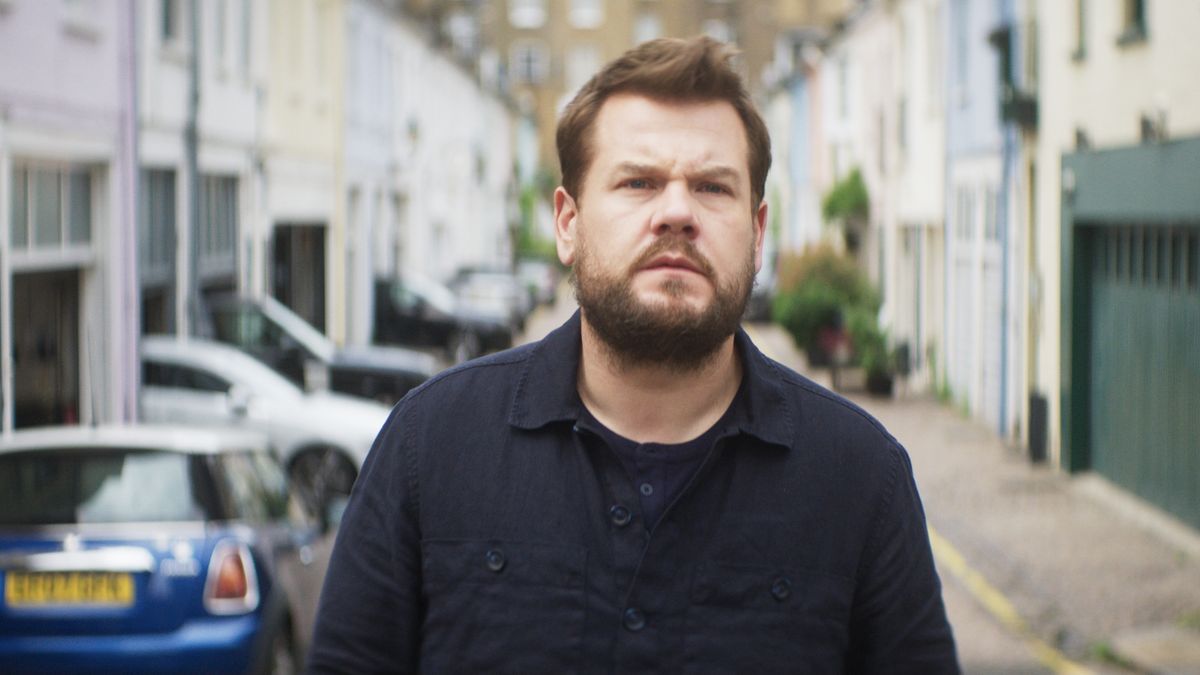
[508,310,795,450]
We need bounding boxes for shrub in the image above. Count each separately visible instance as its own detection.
[822,168,869,224]
[772,244,878,358]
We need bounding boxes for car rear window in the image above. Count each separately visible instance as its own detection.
[0,449,213,526]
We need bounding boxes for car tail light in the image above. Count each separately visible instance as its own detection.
[203,541,260,615]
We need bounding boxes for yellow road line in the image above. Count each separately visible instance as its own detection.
[928,525,1094,675]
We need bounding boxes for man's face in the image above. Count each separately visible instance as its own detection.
[554,93,767,369]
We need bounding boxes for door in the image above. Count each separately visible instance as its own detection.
[1087,225,1200,528]
[272,224,327,333]
[12,271,80,428]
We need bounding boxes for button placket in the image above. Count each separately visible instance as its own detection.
[622,607,646,632]
[610,504,633,527]
[484,548,506,573]
[770,575,792,601]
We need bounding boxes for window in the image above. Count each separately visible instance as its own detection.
[984,188,1000,242]
[10,167,27,248]
[445,10,479,55]
[634,11,661,44]
[139,169,176,285]
[198,175,238,278]
[956,188,975,241]
[10,163,93,252]
[1072,0,1086,59]
[565,44,600,96]
[569,0,603,29]
[34,168,62,246]
[509,40,549,84]
[63,0,101,38]
[0,450,207,525]
[509,0,547,29]
[143,361,230,393]
[1118,0,1147,45]
[161,0,184,45]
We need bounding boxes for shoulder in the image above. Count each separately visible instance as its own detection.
[397,341,538,411]
[752,351,908,470]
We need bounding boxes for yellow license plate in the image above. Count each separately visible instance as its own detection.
[4,571,134,607]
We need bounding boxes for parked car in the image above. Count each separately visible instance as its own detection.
[0,425,330,674]
[206,293,436,404]
[139,335,390,512]
[449,266,534,332]
[373,274,513,364]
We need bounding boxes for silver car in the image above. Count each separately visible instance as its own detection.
[139,335,391,513]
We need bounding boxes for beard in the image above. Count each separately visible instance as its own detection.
[572,232,756,372]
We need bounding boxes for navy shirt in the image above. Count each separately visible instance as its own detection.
[579,400,731,530]
[307,311,959,673]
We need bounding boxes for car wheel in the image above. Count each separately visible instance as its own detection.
[288,447,357,516]
[448,331,481,364]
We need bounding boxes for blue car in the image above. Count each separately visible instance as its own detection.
[0,426,330,674]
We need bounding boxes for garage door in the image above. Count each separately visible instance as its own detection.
[1087,224,1200,528]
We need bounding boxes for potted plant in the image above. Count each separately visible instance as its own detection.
[846,307,895,397]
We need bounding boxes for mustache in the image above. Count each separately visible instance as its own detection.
[629,238,715,279]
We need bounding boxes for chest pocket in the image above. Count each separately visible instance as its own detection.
[420,540,587,673]
[683,561,853,675]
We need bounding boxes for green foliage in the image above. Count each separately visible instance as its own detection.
[771,244,879,357]
[822,168,869,223]
[515,183,558,263]
[845,306,892,377]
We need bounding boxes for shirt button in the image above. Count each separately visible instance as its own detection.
[639,482,654,496]
[609,504,632,527]
[770,576,792,601]
[622,607,646,632]
[485,548,506,573]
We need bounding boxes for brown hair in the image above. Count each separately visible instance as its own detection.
[556,36,772,208]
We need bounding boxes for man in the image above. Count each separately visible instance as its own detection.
[308,37,958,673]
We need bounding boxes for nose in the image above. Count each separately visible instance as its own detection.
[652,181,698,238]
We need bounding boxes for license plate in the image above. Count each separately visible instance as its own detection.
[4,571,134,607]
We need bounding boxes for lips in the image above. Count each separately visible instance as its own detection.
[643,254,704,275]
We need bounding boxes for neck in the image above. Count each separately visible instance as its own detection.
[577,315,742,444]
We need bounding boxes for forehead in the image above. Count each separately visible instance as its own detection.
[589,94,750,177]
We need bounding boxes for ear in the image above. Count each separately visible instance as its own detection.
[553,186,580,266]
[752,200,768,273]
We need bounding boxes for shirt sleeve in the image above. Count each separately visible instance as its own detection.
[846,441,961,674]
[306,408,422,674]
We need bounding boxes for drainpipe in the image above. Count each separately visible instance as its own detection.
[997,0,1017,438]
[120,0,140,421]
[185,0,204,337]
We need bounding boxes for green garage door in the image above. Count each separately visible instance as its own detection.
[1087,225,1200,528]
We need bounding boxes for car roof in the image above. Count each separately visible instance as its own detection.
[0,424,270,456]
[140,334,302,397]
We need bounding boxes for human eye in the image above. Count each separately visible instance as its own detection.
[621,178,653,190]
[698,182,730,195]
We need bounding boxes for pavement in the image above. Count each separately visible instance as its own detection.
[519,289,1200,674]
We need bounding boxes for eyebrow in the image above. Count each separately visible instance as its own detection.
[611,162,742,183]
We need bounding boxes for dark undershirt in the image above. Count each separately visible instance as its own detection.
[580,401,736,529]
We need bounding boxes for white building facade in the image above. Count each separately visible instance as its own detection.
[0,0,138,431]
